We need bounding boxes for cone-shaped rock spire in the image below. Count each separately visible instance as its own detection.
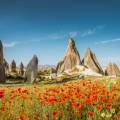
[10,59,16,72]
[82,48,103,74]
[56,38,81,74]
[19,62,24,76]
[105,63,120,76]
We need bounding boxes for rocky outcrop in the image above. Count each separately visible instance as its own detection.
[3,59,9,75]
[10,60,16,72]
[25,55,38,83]
[0,40,6,83]
[105,63,120,76]
[82,48,103,74]
[56,38,81,74]
[19,62,24,76]
[50,67,57,79]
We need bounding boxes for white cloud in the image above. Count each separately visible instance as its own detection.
[3,42,19,48]
[81,29,95,37]
[81,25,105,37]
[95,38,120,45]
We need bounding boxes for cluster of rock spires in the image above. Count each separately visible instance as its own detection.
[105,63,120,76]
[0,40,39,83]
[52,38,120,77]
[0,38,120,83]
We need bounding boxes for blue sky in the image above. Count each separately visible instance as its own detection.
[0,0,120,66]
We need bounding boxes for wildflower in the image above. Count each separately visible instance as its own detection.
[0,90,4,98]
[52,112,57,118]
[48,96,56,104]
[87,111,94,117]
[19,113,25,120]
[106,103,112,108]
[1,106,6,112]
[69,101,75,108]
[96,105,102,110]
[17,88,22,93]
[76,103,81,110]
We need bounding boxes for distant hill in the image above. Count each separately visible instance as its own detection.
[38,65,55,71]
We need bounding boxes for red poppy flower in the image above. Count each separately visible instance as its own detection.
[0,91,4,98]
[48,96,56,104]
[96,105,102,110]
[106,103,112,108]
[87,111,94,117]
[19,113,25,120]
[52,112,57,118]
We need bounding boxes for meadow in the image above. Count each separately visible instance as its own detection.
[0,77,120,120]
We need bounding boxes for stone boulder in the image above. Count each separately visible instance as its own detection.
[82,48,103,74]
[56,38,81,74]
[0,40,6,83]
[105,63,120,76]
[25,55,38,83]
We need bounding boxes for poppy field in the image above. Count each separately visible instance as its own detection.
[0,77,120,120]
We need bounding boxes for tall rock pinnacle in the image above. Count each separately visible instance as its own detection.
[56,38,81,74]
[82,48,103,74]
[0,40,6,83]
[25,55,38,83]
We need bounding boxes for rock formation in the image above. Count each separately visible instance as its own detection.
[25,55,38,83]
[50,67,57,79]
[82,48,103,74]
[105,63,120,76]
[0,40,6,83]
[19,62,24,76]
[10,60,16,72]
[56,38,81,74]
[3,59,9,75]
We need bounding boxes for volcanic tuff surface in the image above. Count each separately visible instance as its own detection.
[25,55,38,83]
[10,60,16,72]
[105,63,120,76]
[0,40,6,82]
[56,38,81,74]
[82,48,103,74]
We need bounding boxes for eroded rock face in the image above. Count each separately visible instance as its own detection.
[10,60,16,72]
[105,63,120,76]
[0,40,6,83]
[56,38,81,74]
[82,48,103,74]
[50,67,57,79]
[19,62,24,76]
[3,59,9,75]
[25,55,38,83]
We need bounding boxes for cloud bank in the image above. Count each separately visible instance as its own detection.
[95,38,120,45]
